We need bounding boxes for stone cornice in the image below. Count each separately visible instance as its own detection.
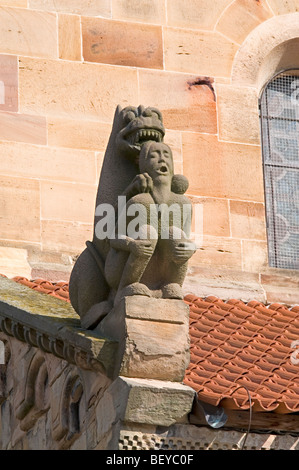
[0,277,117,376]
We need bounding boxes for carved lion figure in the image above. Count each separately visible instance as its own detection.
[69,105,195,329]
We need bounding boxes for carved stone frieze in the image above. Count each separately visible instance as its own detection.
[0,335,10,405]
[16,350,50,432]
[51,370,84,449]
[0,277,117,376]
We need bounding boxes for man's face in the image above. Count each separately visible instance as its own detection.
[141,142,173,180]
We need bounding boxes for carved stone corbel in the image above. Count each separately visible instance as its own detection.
[16,351,50,431]
[0,335,11,404]
[51,370,84,449]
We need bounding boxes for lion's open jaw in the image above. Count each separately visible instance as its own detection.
[126,128,163,147]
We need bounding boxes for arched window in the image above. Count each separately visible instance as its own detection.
[260,70,299,270]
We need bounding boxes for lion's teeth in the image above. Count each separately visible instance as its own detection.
[127,128,163,145]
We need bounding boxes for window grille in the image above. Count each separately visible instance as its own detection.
[260,71,299,270]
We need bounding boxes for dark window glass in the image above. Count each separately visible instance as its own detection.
[260,71,299,269]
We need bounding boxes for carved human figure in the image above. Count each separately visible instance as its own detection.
[69,105,195,329]
[104,141,196,304]
[69,106,165,327]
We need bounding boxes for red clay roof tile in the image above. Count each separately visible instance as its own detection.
[185,294,299,413]
[11,276,71,303]
[2,276,299,414]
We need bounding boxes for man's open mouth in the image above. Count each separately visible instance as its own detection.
[157,165,168,174]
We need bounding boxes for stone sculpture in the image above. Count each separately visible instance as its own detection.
[69,105,196,329]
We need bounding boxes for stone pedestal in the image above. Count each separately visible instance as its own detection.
[96,296,191,382]
[94,295,195,449]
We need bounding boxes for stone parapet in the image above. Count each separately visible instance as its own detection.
[0,277,195,449]
[0,277,117,376]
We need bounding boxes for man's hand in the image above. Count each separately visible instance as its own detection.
[126,173,153,198]
[173,242,196,262]
[129,239,154,257]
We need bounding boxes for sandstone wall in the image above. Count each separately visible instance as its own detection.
[0,1,298,302]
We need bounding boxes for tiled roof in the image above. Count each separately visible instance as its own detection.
[4,276,299,414]
[184,293,299,414]
[11,276,70,302]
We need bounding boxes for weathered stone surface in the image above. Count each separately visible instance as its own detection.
[231,13,299,90]
[95,388,116,446]
[121,319,188,379]
[0,7,57,59]
[48,117,111,151]
[261,273,299,289]
[112,0,166,24]
[261,272,299,305]
[184,266,267,303]
[230,200,267,241]
[0,0,27,5]
[163,130,182,163]
[0,55,18,113]
[0,400,12,449]
[164,28,238,76]
[110,377,195,427]
[216,84,260,144]
[19,57,138,121]
[119,424,299,450]
[0,141,96,184]
[189,236,242,270]
[188,195,230,237]
[267,0,299,15]
[166,0,229,30]
[0,276,77,320]
[139,70,217,133]
[242,240,268,272]
[0,175,40,242]
[0,277,117,375]
[51,367,83,446]
[182,133,264,202]
[21,250,73,282]
[41,220,93,255]
[40,181,97,223]
[0,329,113,449]
[265,286,299,306]
[28,0,111,16]
[58,14,82,61]
[121,295,189,324]
[216,0,273,45]
[0,247,31,279]
[82,17,163,69]
[0,113,46,145]
[97,296,190,382]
